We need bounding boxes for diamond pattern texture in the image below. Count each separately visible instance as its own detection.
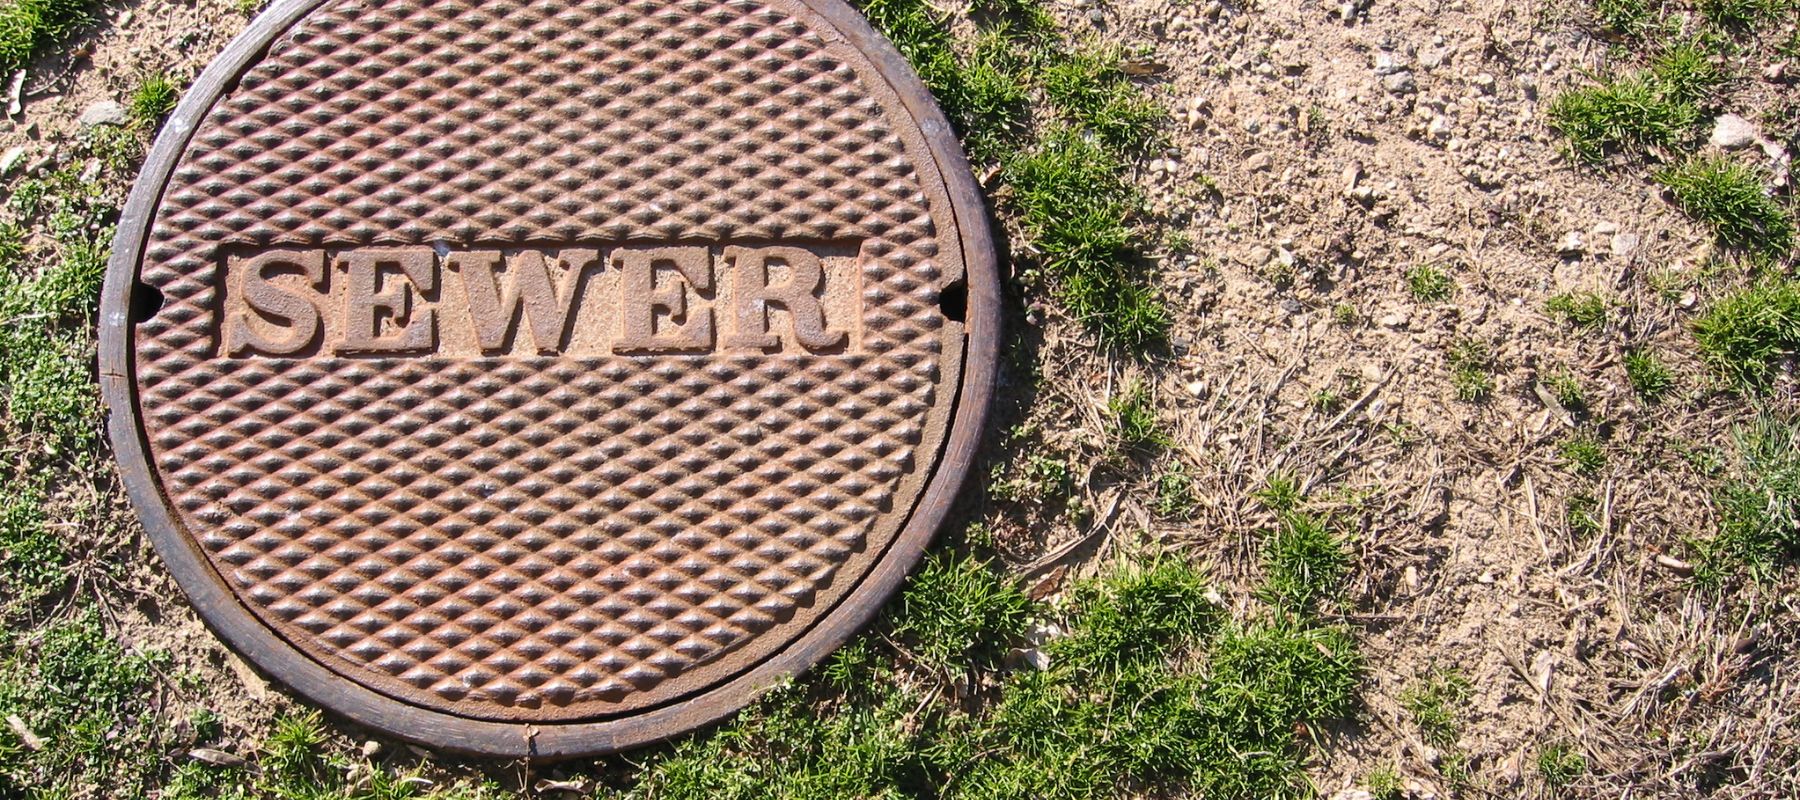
[133,0,964,720]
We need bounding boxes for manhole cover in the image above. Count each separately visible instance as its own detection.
[99,0,994,757]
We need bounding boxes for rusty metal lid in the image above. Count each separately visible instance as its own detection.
[99,0,994,758]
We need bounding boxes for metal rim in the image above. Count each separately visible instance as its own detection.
[98,0,998,758]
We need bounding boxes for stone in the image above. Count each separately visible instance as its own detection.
[1709,114,1758,150]
[78,100,126,128]
[1557,230,1585,255]
[1610,231,1640,257]
[1382,70,1417,94]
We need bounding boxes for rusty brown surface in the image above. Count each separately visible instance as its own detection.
[101,0,996,756]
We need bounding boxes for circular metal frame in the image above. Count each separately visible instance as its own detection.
[98,0,997,758]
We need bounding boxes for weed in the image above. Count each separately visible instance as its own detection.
[1693,280,1800,389]
[1153,467,1197,518]
[0,0,93,72]
[1447,338,1494,402]
[1107,380,1168,451]
[1548,73,1699,163]
[1696,413,1800,583]
[1332,303,1359,327]
[1255,472,1303,512]
[1558,432,1609,475]
[1401,668,1473,747]
[1406,264,1455,302]
[1624,348,1676,399]
[1543,369,1588,413]
[1566,491,1603,538]
[990,453,1071,502]
[1546,291,1610,329]
[893,552,1031,669]
[1537,741,1587,791]
[1656,156,1795,259]
[128,73,179,128]
[1366,764,1405,800]
[0,613,167,797]
[0,488,64,615]
[1258,512,1350,614]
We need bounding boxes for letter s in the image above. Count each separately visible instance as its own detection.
[225,250,325,356]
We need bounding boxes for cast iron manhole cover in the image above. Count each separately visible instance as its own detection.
[99,0,994,757]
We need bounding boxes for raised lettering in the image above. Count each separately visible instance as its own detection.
[723,245,844,351]
[450,249,596,353]
[612,246,713,353]
[337,249,436,354]
[225,250,325,356]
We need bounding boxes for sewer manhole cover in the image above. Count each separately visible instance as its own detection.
[99,0,994,757]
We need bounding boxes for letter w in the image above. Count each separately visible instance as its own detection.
[450,250,595,353]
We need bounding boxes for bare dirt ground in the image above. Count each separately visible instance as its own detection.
[2,0,1796,796]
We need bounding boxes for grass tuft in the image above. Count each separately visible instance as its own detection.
[1548,73,1699,163]
[1656,156,1795,259]
[1546,291,1610,329]
[1006,128,1168,347]
[1623,348,1676,399]
[1692,280,1800,390]
[1105,380,1167,452]
[1695,413,1800,584]
[128,73,180,128]
[1557,432,1609,475]
[1258,512,1350,614]
[1405,264,1454,303]
[893,551,1031,670]
[1537,741,1587,791]
[0,0,93,73]
[1401,668,1472,747]
[1447,338,1494,402]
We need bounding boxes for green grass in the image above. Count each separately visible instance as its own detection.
[164,710,506,799]
[1695,413,1800,584]
[0,0,94,73]
[865,0,1169,350]
[1401,668,1473,747]
[128,73,180,128]
[1656,156,1796,259]
[1557,432,1609,475]
[1405,264,1454,303]
[1592,0,1654,37]
[1006,129,1167,347]
[1699,0,1788,30]
[1254,472,1303,512]
[1447,338,1494,402]
[1624,348,1676,400]
[893,551,1032,670]
[1258,512,1350,614]
[1365,764,1405,800]
[1537,741,1587,791]
[1548,73,1700,163]
[1546,291,1610,329]
[1566,491,1603,538]
[1692,280,1800,390]
[625,559,1363,800]
[1041,47,1164,155]
[990,453,1070,502]
[1543,369,1588,414]
[1649,41,1727,107]
[1105,380,1167,452]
